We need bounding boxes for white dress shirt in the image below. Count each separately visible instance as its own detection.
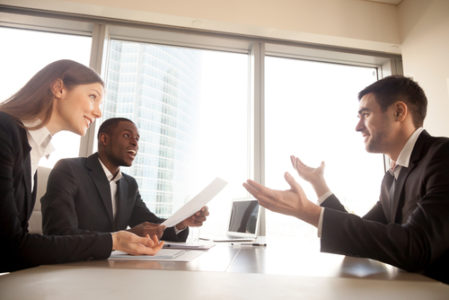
[98,158,122,219]
[23,120,54,191]
[98,158,185,233]
[317,127,424,237]
[391,127,424,179]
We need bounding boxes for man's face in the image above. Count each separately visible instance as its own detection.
[103,121,139,167]
[355,93,397,154]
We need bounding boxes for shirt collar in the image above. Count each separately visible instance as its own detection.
[23,119,55,158]
[98,157,122,183]
[395,127,424,169]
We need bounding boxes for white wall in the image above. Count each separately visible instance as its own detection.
[2,0,400,53]
[398,0,449,136]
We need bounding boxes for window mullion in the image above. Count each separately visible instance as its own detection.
[79,23,108,157]
[250,41,266,236]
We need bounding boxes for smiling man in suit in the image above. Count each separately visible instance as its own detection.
[243,75,449,283]
[42,118,208,241]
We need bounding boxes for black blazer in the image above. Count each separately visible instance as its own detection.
[0,112,111,273]
[320,131,449,283]
[41,153,188,242]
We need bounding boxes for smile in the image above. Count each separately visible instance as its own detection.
[360,132,369,142]
[84,116,93,127]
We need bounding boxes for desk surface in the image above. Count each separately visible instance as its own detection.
[1,238,448,299]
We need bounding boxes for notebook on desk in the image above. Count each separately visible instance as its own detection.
[201,199,260,242]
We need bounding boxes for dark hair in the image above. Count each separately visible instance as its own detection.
[358,75,427,127]
[97,117,135,145]
[0,59,103,129]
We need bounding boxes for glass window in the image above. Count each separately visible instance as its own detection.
[264,56,384,240]
[0,27,92,167]
[99,39,250,234]
[1,11,398,238]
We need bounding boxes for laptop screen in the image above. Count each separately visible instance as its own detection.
[228,200,260,237]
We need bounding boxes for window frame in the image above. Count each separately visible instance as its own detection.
[0,7,402,235]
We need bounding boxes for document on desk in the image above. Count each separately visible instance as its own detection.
[163,241,215,250]
[161,177,227,228]
[109,249,204,262]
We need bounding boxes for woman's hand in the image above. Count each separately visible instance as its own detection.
[111,231,164,255]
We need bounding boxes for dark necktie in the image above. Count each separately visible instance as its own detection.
[386,160,398,221]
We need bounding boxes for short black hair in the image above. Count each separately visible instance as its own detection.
[97,117,135,140]
[358,75,427,127]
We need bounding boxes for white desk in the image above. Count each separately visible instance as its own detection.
[1,238,448,299]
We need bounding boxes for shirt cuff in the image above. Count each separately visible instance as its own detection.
[174,226,187,235]
[316,191,332,238]
[317,207,325,237]
[317,191,333,204]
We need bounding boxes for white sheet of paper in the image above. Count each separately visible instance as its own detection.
[163,241,215,250]
[162,177,227,228]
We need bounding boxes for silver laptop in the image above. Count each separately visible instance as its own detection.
[202,199,260,242]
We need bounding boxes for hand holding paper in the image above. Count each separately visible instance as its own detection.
[162,178,227,228]
[176,206,209,229]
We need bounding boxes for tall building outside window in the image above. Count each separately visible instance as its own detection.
[100,40,250,235]
[1,11,399,237]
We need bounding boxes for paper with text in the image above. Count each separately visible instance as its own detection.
[162,177,227,228]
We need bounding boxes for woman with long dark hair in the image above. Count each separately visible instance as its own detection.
[0,59,163,272]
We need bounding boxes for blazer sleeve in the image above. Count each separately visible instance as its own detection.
[0,120,112,272]
[320,142,449,273]
[321,188,387,223]
[129,189,189,242]
[362,200,388,223]
[321,194,348,212]
[41,159,93,235]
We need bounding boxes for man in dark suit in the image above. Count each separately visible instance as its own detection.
[42,118,208,241]
[243,75,449,283]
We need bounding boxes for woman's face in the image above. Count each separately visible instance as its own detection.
[53,82,104,136]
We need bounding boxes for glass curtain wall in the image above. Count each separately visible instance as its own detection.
[264,57,384,240]
[99,39,250,235]
[0,10,398,238]
[0,26,91,167]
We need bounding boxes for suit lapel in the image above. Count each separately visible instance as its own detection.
[23,154,32,210]
[390,131,429,222]
[19,122,34,220]
[391,166,410,222]
[29,172,38,219]
[86,154,114,224]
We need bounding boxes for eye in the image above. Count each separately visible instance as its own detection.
[89,94,96,102]
[123,133,130,138]
[358,112,369,119]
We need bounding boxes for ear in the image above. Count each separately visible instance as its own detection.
[51,79,65,99]
[393,101,408,122]
[99,132,109,147]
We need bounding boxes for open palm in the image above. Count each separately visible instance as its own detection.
[243,172,321,226]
